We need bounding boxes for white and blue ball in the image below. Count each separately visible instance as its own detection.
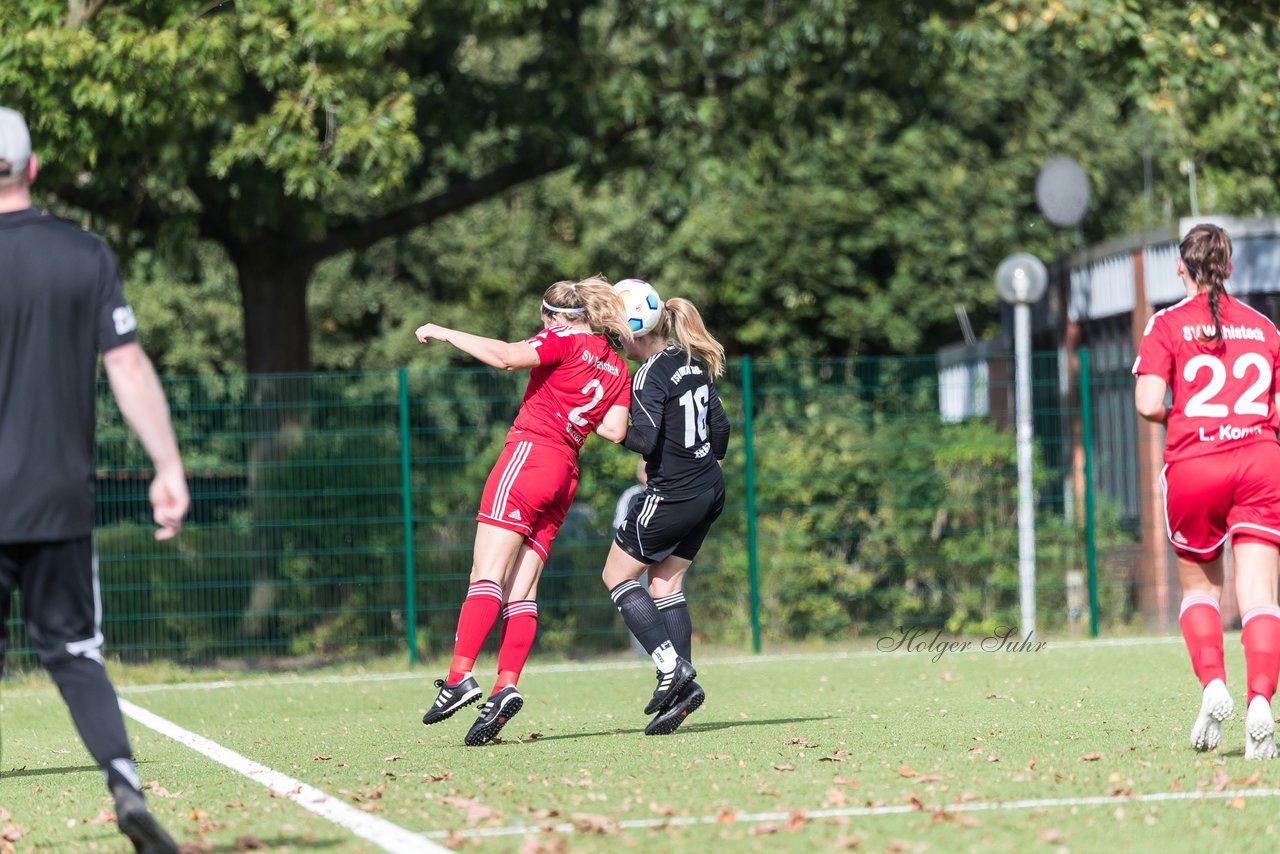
[614,278,663,336]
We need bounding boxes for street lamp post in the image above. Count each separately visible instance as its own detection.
[995,253,1049,639]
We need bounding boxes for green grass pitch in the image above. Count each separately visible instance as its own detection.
[3,637,1280,852]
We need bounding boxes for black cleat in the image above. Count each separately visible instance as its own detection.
[464,685,524,746]
[422,675,482,725]
[113,788,179,854]
[646,680,705,736]
[644,657,696,715]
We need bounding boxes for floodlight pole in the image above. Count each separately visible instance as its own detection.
[995,253,1048,642]
[1013,300,1036,639]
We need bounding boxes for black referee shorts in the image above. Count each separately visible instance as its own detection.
[614,482,725,565]
[0,535,103,673]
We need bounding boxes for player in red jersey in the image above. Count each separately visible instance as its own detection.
[414,275,632,745]
[1133,223,1280,759]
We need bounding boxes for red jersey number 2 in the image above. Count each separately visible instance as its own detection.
[568,379,606,427]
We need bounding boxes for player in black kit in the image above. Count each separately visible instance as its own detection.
[601,291,729,735]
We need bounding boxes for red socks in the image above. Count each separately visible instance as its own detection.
[447,580,503,683]
[1179,594,1226,687]
[1241,606,1280,706]
[494,601,538,691]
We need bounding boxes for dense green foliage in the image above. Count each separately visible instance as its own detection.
[4,2,1279,371]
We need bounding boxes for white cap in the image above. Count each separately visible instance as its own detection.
[0,107,32,178]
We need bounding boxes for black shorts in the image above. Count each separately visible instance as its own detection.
[614,482,725,565]
[0,535,103,672]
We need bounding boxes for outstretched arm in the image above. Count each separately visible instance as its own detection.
[103,343,189,540]
[416,323,541,371]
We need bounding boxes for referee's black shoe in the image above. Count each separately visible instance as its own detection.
[113,787,179,854]
[646,680,705,736]
[644,657,696,715]
[422,675,482,725]
[464,685,524,746]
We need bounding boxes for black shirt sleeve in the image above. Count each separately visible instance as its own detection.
[95,242,138,354]
[622,356,667,456]
[708,382,730,460]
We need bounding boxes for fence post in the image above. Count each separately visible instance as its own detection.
[397,368,418,665]
[1080,348,1099,637]
[742,356,762,653]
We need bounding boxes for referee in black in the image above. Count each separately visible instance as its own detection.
[0,107,187,853]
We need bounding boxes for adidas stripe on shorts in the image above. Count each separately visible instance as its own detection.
[477,439,579,561]
[614,481,725,565]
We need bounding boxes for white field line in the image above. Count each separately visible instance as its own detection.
[424,786,1280,840]
[117,698,450,854]
[110,635,1186,696]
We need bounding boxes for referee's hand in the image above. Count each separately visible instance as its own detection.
[150,466,190,541]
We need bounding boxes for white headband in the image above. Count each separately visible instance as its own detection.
[542,300,586,315]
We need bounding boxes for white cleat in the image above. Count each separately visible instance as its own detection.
[1244,696,1277,761]
[1190,678,1233,751]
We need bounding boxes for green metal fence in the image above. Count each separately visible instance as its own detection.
[3,352,1146,669]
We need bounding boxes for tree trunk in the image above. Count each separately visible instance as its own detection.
[232,253,317,643]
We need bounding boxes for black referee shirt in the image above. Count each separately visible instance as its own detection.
[0,208,138,542]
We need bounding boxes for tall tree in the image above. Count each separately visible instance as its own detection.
[3,0,884,373]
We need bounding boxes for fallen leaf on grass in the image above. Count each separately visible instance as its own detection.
[916,775,943,783]
[235,836,267,850]
[1109,787,1133,797]
[383,755,401,762]
[1027,755,1037,771]
[571,814,616,835]
[1038,828,1065,843]
[716,809,735,824]
[188,810,208,822]
[832,776,859,787]
[440,796,500,825]
[896,764,919,778]
[650,802,676,816]
[705,754,731,760]
[0,826,23,843]
[142,781,182,799]
[834,835,863,849]
[528,732,544,740]
[86,809,115,825]
[784,738,808,745]
[519,836,567,854]
[424,772,454,783]
[772,763,795,772]
[749,823,778,836]
[1078,752,1104,762]
[987,694,1013,701]
[826,788,849,807]
[907,794,925,811]
[1226,797,1246,809]
[1234,770,1262,787]
[270,787,302,799]
[784,810,807,831]
[1212,767,1231,792]
[312,755,331,761]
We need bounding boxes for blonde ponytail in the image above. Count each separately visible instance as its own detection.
[658,297,725,377]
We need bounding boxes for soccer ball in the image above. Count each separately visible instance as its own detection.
[614,278,663,336]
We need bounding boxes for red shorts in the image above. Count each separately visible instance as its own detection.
[476,440,579,561]
[1162,442,1280,562]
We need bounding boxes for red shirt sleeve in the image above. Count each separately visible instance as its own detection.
[1132,312,1174,382]
[524,327,573,367]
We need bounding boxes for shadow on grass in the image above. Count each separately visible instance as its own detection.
[502,715,830,743]
[2,763,102,779]
[193,838,349,852]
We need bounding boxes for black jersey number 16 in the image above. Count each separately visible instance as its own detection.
[678,385,710,448]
